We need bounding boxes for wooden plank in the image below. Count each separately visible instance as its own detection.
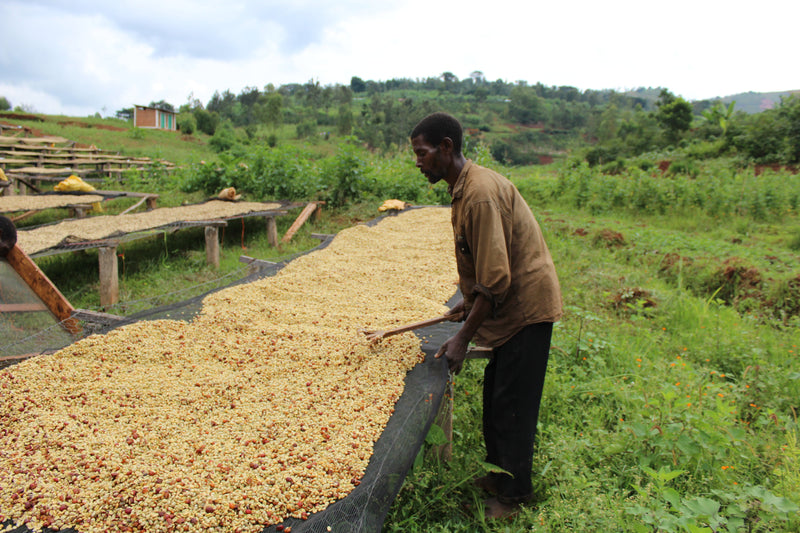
[71,309,125,326]
[5,244,79,333]
[0,302,49,312]
[281,202,318,243]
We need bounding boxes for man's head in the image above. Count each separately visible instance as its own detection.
[410,112,463,156]
[0,216,17,258]
[410,112,465,186]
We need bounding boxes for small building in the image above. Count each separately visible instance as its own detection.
[133,105,177,131]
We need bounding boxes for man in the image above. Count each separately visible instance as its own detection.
[410,112,562,519]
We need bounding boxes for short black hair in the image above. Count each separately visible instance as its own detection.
[410,112,463,156]
[0,215,17,258]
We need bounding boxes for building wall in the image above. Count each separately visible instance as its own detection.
[134,107,176,131]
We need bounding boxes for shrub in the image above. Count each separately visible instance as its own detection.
[177,113,196,135]
[209,123,237,153]
[323,140,372,207]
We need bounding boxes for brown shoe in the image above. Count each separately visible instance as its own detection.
[472,474,498,495]
[483,496,521,520]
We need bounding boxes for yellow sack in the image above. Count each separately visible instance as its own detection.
[378,199,410,212]
[54,175,96,192]
[217,187,242,201]
[0,168,7,182]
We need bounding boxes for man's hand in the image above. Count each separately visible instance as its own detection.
[435,334,469,374]
[444,300,466,322]
[436,292,491,375]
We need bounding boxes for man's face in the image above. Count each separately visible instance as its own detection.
[411,135,447,185]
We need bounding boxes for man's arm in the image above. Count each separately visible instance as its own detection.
[435,292,491,374]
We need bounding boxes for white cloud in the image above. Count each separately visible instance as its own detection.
[0,0,797,116]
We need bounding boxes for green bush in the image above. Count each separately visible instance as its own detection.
[322,140,372,207]
[177,113,196,135]
[209,123,237,153]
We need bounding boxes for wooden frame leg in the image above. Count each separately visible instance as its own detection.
[98,246,119,309]
[205,226,220,268]
[265,216,278,247]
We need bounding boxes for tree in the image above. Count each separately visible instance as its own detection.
[337,104,353,136]
[469,71,486,84]
[507,85,548,124]
[194,109,220,136]
[701,100,735,136]
[655,89,693,145]
[0,96,10,111]
[350,76,366,94]
[440,71,459,93]
[777,95,800,164]
[149,100,175,112]
[115,107,134,120]
[257,92,283,130]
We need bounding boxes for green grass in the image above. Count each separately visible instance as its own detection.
[386,206,799,532]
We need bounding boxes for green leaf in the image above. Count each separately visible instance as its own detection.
[676,435,701,455]
[657,468,686,483]
[424,424,448,446]
[662,487,682,509]
[479,461,513,477]
[412,447,424,473]
[684,496,720,517]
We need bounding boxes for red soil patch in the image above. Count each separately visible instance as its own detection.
[0,112,43,122]
[593,229,626,247]
[57,120,127,132]
[754,163,798,176]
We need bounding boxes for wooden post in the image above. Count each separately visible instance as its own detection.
[265,216,278,247]
[433,347,492,461]
[433,379,454,461]
[205,225,220,268]
[98,246,119,308]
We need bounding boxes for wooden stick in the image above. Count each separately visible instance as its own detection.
[281,202,318,243]
[119,195,148,215]
[362,315,450,342]
[5,244,80,334]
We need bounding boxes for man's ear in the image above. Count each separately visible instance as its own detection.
[439,136,455,154]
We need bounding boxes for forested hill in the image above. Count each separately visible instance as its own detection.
[5,74,795,170]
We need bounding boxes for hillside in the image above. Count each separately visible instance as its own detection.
[717,90,800,113]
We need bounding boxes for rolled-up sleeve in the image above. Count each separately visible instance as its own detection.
[464,199,511,310]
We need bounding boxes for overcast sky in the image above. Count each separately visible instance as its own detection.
[1,0,797,117]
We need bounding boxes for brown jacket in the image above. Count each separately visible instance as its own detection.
[450,161,562,347]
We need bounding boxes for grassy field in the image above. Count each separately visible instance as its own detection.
[2,116,799,532]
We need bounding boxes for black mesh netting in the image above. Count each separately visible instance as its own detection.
[1,212,460,533]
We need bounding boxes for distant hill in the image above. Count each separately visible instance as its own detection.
[622,87,800,114]
[715,90,799,114]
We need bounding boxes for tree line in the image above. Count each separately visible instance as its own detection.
[105,73,800,168]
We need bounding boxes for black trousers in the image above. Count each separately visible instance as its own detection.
[482,322,553,503]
